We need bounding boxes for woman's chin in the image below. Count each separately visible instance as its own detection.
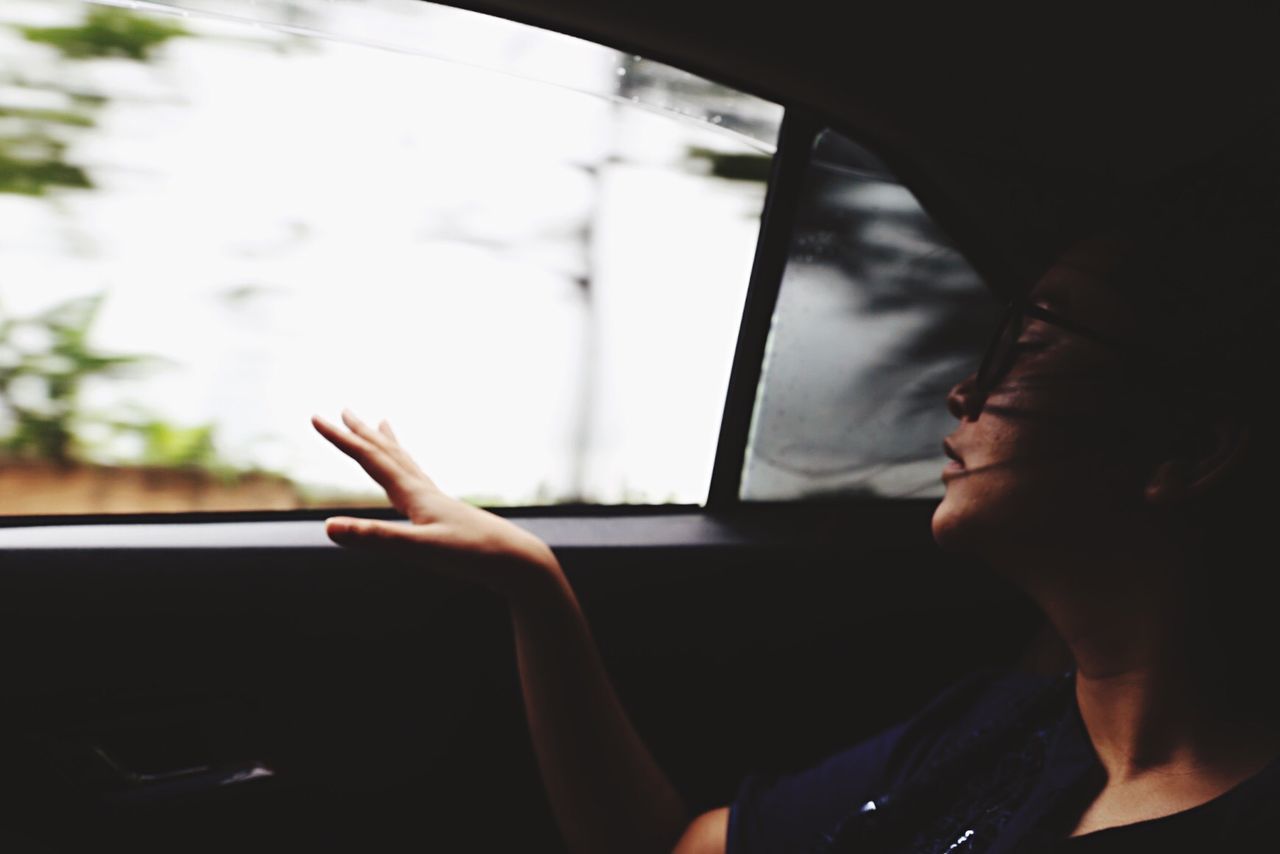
[931,489,980,553]
[931,500,959,550]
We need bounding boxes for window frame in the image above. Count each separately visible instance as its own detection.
[0,0,981,526]
[705,110,821,509]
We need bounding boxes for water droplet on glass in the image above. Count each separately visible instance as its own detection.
[616,67,627,76]
[711,115,723,124]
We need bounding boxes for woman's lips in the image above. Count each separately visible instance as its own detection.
[942,439,966,479]
[943,439,965,466]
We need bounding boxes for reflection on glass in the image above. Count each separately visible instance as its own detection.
[741,129,1001,501]
[0,0,780,513]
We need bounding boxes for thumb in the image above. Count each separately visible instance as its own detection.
[325,516,431,550]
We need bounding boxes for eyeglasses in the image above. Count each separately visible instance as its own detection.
[972,299,1240,427]
[973,300,1138,401]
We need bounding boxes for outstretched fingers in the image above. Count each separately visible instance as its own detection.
[312,414,417,507]
[340,410,431,482]
[377,419,429,478]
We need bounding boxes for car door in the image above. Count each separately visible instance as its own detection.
[0,1,1042,851]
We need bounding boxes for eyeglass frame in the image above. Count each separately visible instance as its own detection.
[972,299,1197,405]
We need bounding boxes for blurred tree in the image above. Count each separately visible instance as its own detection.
[20,6,187,61]
[132,420,222,471]
[0,133,92,195]
[0,7,234,472]
[1,5,188,198]
[0,294,152,464]
[0,293,244,477]
[0,4,319,498]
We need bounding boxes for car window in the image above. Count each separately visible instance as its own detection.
[0,0,780,513]
[740,128,1001,501]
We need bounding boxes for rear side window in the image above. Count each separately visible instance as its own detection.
[741,129,1000,501]
[0,0,780,513]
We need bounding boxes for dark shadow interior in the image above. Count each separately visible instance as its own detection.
[0,504,1042,851]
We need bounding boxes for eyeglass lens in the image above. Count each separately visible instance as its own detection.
[977,307,1023,397]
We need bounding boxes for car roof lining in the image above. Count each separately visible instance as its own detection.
[435,1,1280,296]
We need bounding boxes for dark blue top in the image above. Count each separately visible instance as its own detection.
[728,670,1280,853]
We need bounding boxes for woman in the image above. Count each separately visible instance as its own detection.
[311,212,1280,852]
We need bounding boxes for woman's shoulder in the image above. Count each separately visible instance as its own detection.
[727,668,1065,854]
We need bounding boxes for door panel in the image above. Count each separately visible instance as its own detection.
[0,502,1038,851]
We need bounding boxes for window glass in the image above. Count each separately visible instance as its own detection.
[0,0,780,513]
[740,129,1001,501]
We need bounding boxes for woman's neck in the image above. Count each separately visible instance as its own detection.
[1023,543,1279,785]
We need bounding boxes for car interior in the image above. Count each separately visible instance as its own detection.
[0,3,1276,851]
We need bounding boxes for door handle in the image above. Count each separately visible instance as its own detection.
[87,744,276,804]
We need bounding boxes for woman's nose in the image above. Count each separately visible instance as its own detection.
[947,372,981,421]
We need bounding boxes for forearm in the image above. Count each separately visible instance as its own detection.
[510,565,688,854]
[310,414,686,851]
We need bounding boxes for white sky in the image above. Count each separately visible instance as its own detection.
[0,0,774,505]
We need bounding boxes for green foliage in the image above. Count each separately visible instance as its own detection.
[0,135,92,195]
[68,91,109,109]
[1,6,185,197]
[459,493,513,508]
[0,7,291,493]
[20,7,188,62]
[0,105,93,196]
[0,105,94,127]
[686,146,772,183]
[134,420,222,470]
[0,294,150,463]
[294,482,386,508]
[0,292,275,483]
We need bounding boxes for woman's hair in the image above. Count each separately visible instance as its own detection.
[1118,194,1278,497]
[1095,131,1280,709]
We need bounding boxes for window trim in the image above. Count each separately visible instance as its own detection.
[706,109,820,509]
[0,499,942,550]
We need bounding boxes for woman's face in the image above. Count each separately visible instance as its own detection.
[931,243,1150,560]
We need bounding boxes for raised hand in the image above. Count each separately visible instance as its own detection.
[311,410,560,598]
[315,411,692,854]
